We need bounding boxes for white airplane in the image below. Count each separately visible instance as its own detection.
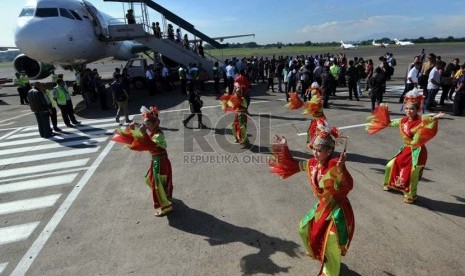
[12,0,256,80]
[340,41,357,50]
[13,0,146,79]
[394,39,414,46]
[372,40,388,48]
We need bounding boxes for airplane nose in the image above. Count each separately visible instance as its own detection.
[14,17,60,59]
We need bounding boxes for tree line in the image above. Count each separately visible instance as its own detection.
[204,36,465,50]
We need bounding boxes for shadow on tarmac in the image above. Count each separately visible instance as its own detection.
[416,195,465,218]
[341,263,362,275]
[167,199,301,275]
[348,153,388,166]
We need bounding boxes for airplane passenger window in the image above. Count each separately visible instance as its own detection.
[69,10,83,21]
[19,8,35,17]
[35,8,59,17]
[59,8,75,20]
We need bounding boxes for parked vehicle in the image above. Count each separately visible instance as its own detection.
[124,58,148,89]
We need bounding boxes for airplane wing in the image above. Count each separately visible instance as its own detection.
[0,46,19,51]
[190,34,255,43]
[211,34,255,42]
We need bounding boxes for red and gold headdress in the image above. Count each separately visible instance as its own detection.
[141,105,159,119]
[140,105,160,127]
[309,119,346,150]
[403,88,424,111]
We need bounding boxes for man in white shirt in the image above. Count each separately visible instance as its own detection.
[145,65,157,96]
[425,61,442,111]
[399,61,421,102]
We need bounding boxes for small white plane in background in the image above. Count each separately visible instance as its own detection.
[394,39,414,46]
[340,41,357,49]
[372,40,389,48]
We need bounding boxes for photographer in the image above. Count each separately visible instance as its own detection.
[182,89,206,129]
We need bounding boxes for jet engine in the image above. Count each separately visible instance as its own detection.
[13,54,55,80]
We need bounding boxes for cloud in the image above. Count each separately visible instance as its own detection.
[296,15,423,42]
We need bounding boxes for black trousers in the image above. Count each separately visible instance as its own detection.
[348,81,358,100]
[453,90,465,116]
[50,107,58,128]
[18,87,29,104]
[34,111,52,138]
[58,100,78,126]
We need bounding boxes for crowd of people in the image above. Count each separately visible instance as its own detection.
[150,22,205,58]
[217,51,465,115]
[15,45,461,275]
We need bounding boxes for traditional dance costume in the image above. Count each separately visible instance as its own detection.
[367,90,440,203]
[285,83,327,143]
[112,106,173,216]
[220,83,249,147]
[269,122,354,276]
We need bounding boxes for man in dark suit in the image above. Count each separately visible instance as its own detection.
[28,82,53,138]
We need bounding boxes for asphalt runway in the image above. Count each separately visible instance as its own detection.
[0,44,464,275]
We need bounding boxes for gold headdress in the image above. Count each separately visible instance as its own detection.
[140,106,159,127]
[309,120,344,150]
[403,87,424,110]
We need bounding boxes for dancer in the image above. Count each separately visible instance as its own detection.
[269,121,354,276]
[303,82,327,143]
[112,106,173,216]
[367,88,444,203]
[220,82,249,148]
[286,82,327,143]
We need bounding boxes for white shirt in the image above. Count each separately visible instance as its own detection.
[161,67,169,77]
[427,67,440,89]
[145,69,154,80]
[407,67,419,84]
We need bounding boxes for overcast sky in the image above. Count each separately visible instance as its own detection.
[2,0,465,47]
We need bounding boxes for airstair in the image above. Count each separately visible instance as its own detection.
[102,0,223,77]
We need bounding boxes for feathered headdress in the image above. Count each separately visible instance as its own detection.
[309,119,346,150]
[140,105,160,127]
[402,87,424,112]
[140,105,159,119]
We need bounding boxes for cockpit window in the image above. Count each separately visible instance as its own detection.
[59,8,75,20]
[69,10,83,21]
[19,8,35,17]
[35,8,59,18]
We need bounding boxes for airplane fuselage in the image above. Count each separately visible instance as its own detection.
[14,0,138,78]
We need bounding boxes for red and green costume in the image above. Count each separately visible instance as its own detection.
[220,93,249,146]
[285,89,326,143]
[269,144,355,275]
[112,126,173,213]
[367,105,439,203]
[303,93,327,144]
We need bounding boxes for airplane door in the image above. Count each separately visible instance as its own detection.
[82,0,109,38]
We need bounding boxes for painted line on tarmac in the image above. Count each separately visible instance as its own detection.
[297,122,368,136]
[0,147,100,166]
[10,140,116,276]
[0,127,23,141]
[0,173,78,195]
[0,167,89,183]
[0,194,61,216]
[0,159,89,179]
[0,263,7,274]
[0,222,40,246]
[0,112,32,124]
[0,137,107,156]
[296,114,435,136]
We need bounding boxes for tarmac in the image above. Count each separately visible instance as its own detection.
[0,44,464,275]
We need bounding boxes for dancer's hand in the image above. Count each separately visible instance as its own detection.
[273,135,287,145]
[433,112,445,120]
[337,151,346,173]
